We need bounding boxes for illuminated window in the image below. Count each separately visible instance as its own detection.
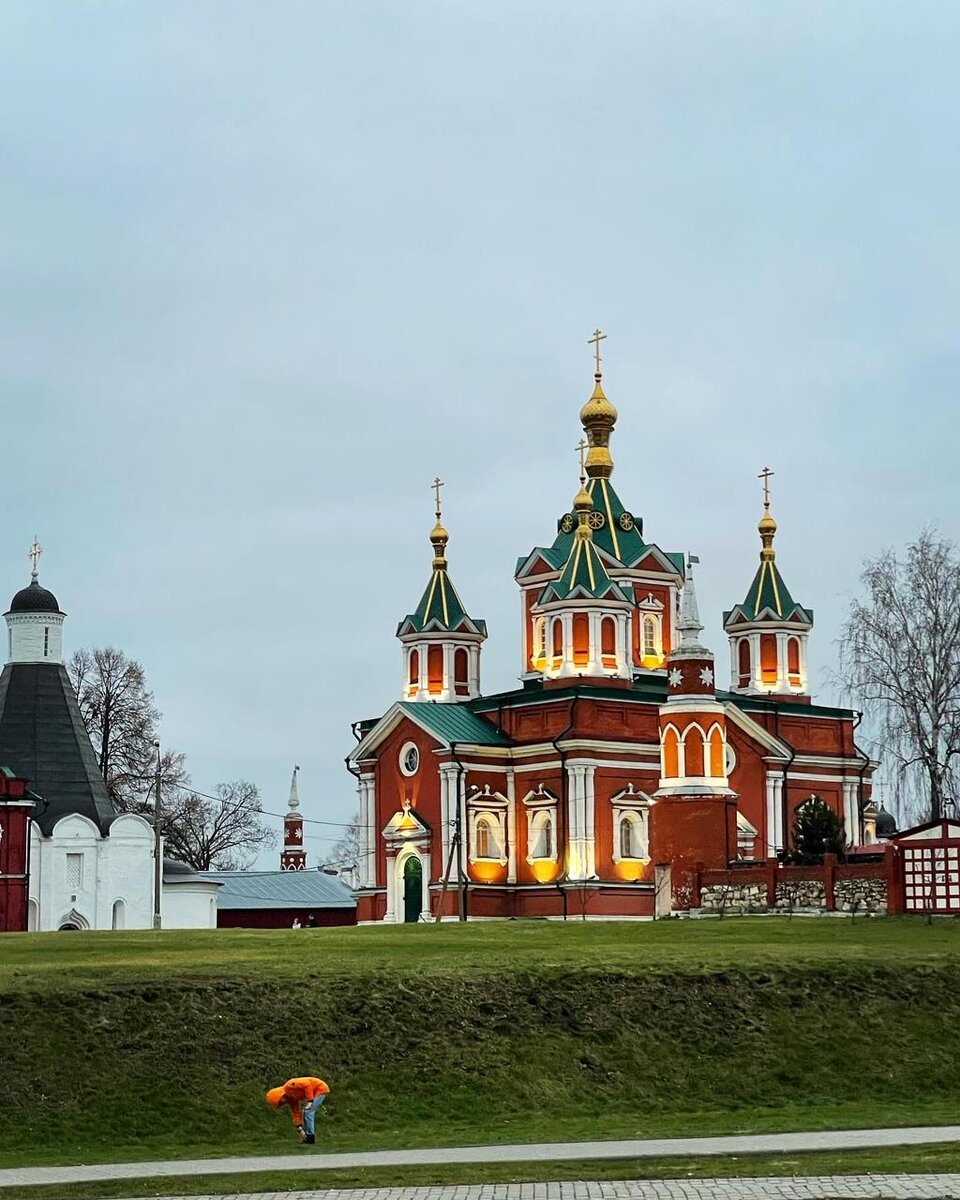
[408,648,419,687]
[552,619,563,660]
[619,815,639,858]
[572,613,589,666]
[475,816,497,860]
[530,810,554,859]
[642,614,659,658]
[787,637,801,684]
[532,617,546,667]
[663,727,680,777]
[738,638,751,687]
[684,726,705,776]
[601,616,616,665]
[760,634,777,685]
[709,727,725,777]
[427,645,443,693]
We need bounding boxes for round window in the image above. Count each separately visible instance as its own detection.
[725,743,737,776]
[399,742,420,777]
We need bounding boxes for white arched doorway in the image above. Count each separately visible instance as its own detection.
[393,847,430,923]
[57,908,90,931]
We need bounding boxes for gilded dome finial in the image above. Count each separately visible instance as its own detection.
[573,440,594,538]
[430,475,448,568]
[757,466,777,561]
[579,329,617,479]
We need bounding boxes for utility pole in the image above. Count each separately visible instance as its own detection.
[152,740,162,930]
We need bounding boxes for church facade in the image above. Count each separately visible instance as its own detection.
[349,340,875,922]
[0,550,218,932]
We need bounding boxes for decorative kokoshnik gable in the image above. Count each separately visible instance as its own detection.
[349,334,876,922]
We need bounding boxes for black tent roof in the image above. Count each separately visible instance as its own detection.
[0,662,118,835]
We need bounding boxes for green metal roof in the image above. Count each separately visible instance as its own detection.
[398,566,486,637]
[539,530,628,603]
[398,702,512,746]
[551,478,648,566]
[723,559,812,628]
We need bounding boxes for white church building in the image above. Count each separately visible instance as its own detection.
[0,549,218,931]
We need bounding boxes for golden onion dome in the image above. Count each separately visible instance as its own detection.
[758,507,777,559]
[579,374,618,427]
[573,483,592,513]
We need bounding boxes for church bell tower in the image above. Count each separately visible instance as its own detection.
[280,765,306,871]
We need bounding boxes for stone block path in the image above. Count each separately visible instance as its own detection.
[113,1179,960,1199]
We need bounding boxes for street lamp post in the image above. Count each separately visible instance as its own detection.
[153,740,162,930]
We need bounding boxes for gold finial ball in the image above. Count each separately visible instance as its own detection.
[758,511,777,538]
[579,375,618,428]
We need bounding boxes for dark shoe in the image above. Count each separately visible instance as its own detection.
[303,1133,316,1144]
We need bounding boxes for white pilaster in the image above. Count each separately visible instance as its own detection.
[506,768,517,884]
[765,773,778,857]
[384,855,397,922]
[842,781,859,845]
[420,850,432,920]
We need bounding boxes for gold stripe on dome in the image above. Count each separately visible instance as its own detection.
[599,479,621,560]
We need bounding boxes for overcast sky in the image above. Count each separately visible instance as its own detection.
[2,2,956,862]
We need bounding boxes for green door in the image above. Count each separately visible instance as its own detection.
[403,856,422,923]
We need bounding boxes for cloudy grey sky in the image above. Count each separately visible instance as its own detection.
[2,2,956,860]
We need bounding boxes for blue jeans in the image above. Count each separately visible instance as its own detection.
[303,1093,326,1135]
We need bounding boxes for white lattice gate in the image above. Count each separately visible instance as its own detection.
[898,820,960,914]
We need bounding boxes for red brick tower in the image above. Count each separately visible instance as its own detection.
[0,767,33,932]
[650,557,738,911]
[280,765,306,871]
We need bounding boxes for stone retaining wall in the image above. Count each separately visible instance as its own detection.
[834,875,887,912]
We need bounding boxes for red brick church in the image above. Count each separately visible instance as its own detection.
[349,336,874,921]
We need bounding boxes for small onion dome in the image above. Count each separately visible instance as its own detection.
[7,579,60,614]
[758,507,777,560]
[573,483,592,514]
[579,374,618,428]
[430,518,449,567]
[876,806,898,839]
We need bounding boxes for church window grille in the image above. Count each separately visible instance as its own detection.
[43,627,49,657]
[642,615,659,658]
[66,853,83,890]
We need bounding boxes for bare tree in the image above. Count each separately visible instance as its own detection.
[162,780,275,871]
[69,646,188,809]
[329,811,361,868]
[837,530,960,824]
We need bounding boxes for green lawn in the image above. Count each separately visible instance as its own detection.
[1,918,958,1174]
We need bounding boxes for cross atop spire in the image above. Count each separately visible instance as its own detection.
[575,437,588,482]
[588,328,607,375]
[28,537,42,581]
[759,466,774,509]
[432,476,444,520]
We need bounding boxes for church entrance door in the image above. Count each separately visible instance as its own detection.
[403,855,422,923]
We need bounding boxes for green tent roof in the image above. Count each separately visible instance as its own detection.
[723,558,812,627]
[398,702,511,746]
[551,477,649,566]
[398,567,486,636]
[540,529,628,603]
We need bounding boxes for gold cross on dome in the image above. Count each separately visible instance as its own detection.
[588,328,607,374]
[28,537,42,579]
[758,466,774,507]
[575,438,588,480]
[432,476,444,518]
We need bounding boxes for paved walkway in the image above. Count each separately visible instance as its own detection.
[2,1126,960,1190]
[109,1181,960,1199]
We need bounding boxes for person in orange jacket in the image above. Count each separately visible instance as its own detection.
[265,1076,330,1144]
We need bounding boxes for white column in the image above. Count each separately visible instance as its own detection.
[799,634,809,693]
[584,764,596,877]
[729,638,738,691]
[775,633,789,693]
[588,612,601,674]
[384,855,397,922]
[751,632,762,691]
[359,773,376,888]
[438,764,458,873]
[842,781,859,846]
[567,763,589,879]
[470,646,481,696]
[765,773,778,857]
[561,612,575,676]
[506,768,517,884]
[773,774,785,852]
[420,850,432,920]
[418,641,428,698]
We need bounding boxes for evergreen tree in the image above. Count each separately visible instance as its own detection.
[790,796,846,864]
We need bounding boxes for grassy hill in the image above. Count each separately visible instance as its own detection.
[1,919,959,1169]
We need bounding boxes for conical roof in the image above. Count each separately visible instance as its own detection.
[723,502,812,628]
[397,498,486,637]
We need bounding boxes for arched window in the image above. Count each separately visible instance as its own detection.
[427,645,444,694]
[552,618,563,661]
[709,727,725,777]
[663,727,680,778]
[619,815,638,859]
[408,648,419,688]
[601,616,616,666]
[572,613,589,667]
[111,899,126,930]
[684,725,705,776]
[454,648,469,696]
[787,637,800,684]
[738,638,751,687]
[760,634,778,685]
[643,615,658,658]
[532,617,546,668]
[475,817,494,859]
[530,810,554,859]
